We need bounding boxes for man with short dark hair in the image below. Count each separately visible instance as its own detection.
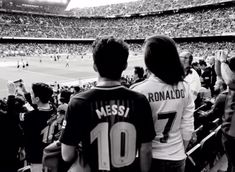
[22,82,55,172]
[60,36,155,172]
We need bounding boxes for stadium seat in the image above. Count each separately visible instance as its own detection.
[17,165,30,172]
[194,125,206,143]
[186,144,202,172]
[212,118,220,128]
[200,131,217,170]
[213,125,224,159]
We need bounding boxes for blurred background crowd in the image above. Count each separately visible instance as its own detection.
[0,5,234,39]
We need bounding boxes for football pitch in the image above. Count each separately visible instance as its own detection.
[0,54,144,98]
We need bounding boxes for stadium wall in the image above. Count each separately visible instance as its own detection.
[1,35,235,44]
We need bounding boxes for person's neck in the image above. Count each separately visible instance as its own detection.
[96,77,121,87]
[37,102,50,110]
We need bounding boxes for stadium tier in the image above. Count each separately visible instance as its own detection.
[69,0,233,17]
[1,42,235,58]
[0,4,235,39]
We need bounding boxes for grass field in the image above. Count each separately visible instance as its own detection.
[0,54,144,98]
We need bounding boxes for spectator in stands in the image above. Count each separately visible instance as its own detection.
[21,82,55,172]
[199,60,212,90]
[144,68,151,79]
[216,52,235,172]
[55,103,68,140]
[206,56,217,97]
[180,51,201,101]
[59,89,71,105]
[196,80,227,129]
[192,61,201,76]
[195,59,212,103]
[60,36,155,172]
[213,78,227,97]
[132,35,194,172]
[70,85,81,97]
[221,57,235,172]
[132,66,145,84]
[0,82,25,172]
[55,89,71,138]
[120,76,131,87]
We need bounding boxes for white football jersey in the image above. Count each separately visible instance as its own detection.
[184,68,201,101]
[131,75,194,160]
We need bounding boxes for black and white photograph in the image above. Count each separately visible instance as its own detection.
[0,0,235,172]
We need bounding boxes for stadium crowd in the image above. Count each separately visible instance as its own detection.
[1,41,235,59]
[69,0,232,17]
[0,43,91,56]
[0,5,235,39]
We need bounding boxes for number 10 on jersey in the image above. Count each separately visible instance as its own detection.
[90,122,137,170]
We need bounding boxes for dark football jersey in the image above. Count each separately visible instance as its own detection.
[60,85,155,172]
[222,89,235,137]
[23,106,55,163]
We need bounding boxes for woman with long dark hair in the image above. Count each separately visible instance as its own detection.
[132,35,195,172]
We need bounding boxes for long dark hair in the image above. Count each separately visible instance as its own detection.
[144,35,185,85]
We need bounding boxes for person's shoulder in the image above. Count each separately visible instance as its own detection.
[216,91,228,101]
[191,68,200,78]
[182,80,191,89]
[23,109,37,124]
[69,89,95,104]
[130,79,149,90]
[206,66,212,70]
[221,90,229,95]
[24,109,36,117]
[125,87,149,102]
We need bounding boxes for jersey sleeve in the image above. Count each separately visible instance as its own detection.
[189,69,201,100]
[224,89,235,137]
[60,97,85,146]
[181,83,195,141]
[136,95,156,143]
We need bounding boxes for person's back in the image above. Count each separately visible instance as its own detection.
[60,36,155,172]
[132,35,194,172]
[132,76,193,160]
[62,84,154,172]
[22,82,55,172]
[0,98,23,172]
[24,105,55,163]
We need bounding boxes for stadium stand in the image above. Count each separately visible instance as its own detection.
[0,42,235,58]
[0,3,235,39]
[69,0,234,17]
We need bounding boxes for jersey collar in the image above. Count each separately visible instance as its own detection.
[93,85,124,90]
